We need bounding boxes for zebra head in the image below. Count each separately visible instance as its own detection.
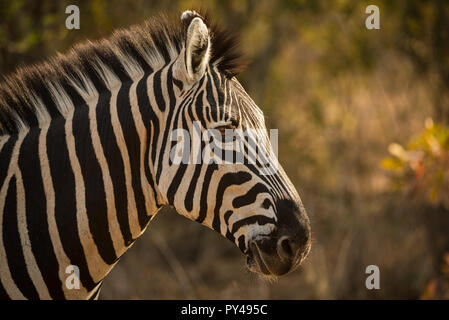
[155,11,311,277]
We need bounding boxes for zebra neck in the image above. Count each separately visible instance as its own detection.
[0,64,176,299]
[51,72,165,296]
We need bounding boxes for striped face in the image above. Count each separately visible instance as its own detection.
[156,14,311,277]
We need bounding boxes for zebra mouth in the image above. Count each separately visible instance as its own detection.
[247,240,271,275]
[245,232,310,276]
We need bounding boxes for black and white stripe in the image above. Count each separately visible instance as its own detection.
[0,10,310,300]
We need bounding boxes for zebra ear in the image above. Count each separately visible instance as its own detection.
[182,13,211,83]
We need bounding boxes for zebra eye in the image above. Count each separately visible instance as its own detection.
[215,125,231,135]
[214,124,236,141]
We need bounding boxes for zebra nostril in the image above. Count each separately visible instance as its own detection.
[277,236,295,261]
[261,198,271,210]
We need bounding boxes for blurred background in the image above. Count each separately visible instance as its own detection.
[1,0,448,299]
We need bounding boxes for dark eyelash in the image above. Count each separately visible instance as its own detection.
[214,124,237,141]
[215,124,235,134]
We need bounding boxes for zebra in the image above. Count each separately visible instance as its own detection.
[0,10,311,300]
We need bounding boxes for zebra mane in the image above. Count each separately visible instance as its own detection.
[0,10,247,136]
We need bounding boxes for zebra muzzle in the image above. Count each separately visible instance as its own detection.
[246,204,311,277]
[247,229,311,277]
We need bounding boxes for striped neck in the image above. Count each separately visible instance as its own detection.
[60,61,176,295]
[0,60,176,299]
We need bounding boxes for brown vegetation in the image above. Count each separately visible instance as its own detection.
[1,0,448,299]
